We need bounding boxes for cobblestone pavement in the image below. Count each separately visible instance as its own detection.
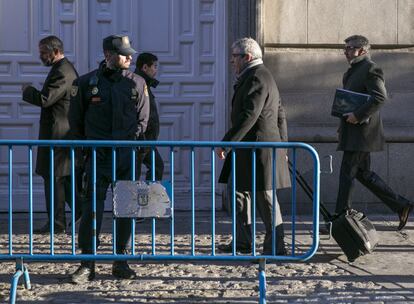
[0,212,413,303]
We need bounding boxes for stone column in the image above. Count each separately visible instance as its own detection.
[228,0,263,44]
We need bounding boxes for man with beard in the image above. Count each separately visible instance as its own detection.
[22,35,80,234]
[335,35,413,230]
[69,34,149,283]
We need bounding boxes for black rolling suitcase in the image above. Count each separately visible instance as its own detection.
[288,161,379,262]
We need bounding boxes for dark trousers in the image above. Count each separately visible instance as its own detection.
[335,151,410,214]
[233,190,284,252]
[78,149,134,253]
[43,175,82,229]
[138,148,164,181]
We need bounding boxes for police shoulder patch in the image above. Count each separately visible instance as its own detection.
[70,85,78,97]
[144,84,149,97]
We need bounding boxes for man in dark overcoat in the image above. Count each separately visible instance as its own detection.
[22,35,79,233]
[217,37,291,255]
[336,35,413,230]
[134,52,164,181]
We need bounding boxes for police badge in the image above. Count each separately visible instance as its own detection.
[70,85,78,97]
[91,87,99,95]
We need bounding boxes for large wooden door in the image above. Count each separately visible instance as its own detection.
[89,0,227,209]
[0,0,227,211]
[0,0,88,211]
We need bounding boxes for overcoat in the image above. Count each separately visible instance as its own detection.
[218,64,291,191]
[23,57,78,177]
[135,70,160,140]
[337,54,386,152]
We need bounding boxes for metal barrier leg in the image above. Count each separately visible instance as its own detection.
[9,269,22,304]
[23,264,31,290]
[9,259,31,304]
[258,259,267,304]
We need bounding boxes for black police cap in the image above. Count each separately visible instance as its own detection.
[102,35,136,56]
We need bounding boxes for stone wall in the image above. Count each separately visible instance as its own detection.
[228,0,414,213]
[264,0,414,45]
[263,0,414,212]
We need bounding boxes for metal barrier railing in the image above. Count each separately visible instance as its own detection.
[0,140,320,304]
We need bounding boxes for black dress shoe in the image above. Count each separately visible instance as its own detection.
[398,203,413,231]
[70,262,95,284]
[112,261,136,279]
[34,223,66,234]
[217,242,252,254]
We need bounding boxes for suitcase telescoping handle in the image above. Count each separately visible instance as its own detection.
[287,160,333,222]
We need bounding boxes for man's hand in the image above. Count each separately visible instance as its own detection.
[216,148,226,160]
[344,112,358,124]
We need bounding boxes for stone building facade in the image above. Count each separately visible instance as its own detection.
[0,0,412,212]
[231,0,414,212]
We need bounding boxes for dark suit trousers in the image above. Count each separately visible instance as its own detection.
[335,151,410,214]
[43,175,82,229]
[233,190,283,252]
[78,149,134,253]
[138,148,164,181]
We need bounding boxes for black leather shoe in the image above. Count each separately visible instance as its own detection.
[70,262,95,284]
[34,223,66,234]
[217,242,252,254]
[112,261,136,279]
[398,203,413,231]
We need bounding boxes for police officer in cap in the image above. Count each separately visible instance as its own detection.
[69,34,149,283]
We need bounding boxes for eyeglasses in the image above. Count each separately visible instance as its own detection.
[231,53,245,58]
[343,46,360,51]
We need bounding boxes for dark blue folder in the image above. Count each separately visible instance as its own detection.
[331,88,371,118]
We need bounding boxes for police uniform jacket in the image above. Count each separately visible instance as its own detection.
[337,54,386,152]
[136,70,160,140]
[23,57,78,177]
[69,62,149,143]
[218,63,291,191]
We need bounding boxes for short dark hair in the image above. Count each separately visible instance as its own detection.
[136,52,158,70]
[39,35,64,54]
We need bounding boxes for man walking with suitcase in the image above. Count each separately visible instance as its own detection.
[216,37,291,255]
[336,35,413,231]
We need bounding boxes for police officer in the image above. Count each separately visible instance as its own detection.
[69,34,149,283]
[134,52,164,180]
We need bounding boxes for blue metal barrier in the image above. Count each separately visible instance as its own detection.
[0,140,320,304]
